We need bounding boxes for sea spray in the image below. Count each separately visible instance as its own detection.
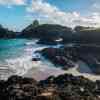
[6,56,34,75]
[0,39,64,80]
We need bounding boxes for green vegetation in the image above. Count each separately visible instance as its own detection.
[1,20,100,45]
[0,25,16,38]
[22,20,39,34]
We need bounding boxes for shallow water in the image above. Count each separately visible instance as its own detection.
[0,39,64,80]
[0,39,40,79]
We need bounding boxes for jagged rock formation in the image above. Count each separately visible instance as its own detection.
[40,45,100,74]
[40,47,75,68]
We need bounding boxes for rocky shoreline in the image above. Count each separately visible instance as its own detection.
[39,45,100,75]
[0,74,100,100]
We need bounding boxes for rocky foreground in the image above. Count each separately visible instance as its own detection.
[0,74,100,100]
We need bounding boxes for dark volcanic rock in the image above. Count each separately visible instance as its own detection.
[0,74,100,100]
[20,22,100,44]
[40,45,100,74]
[40,47,76,69]
[20,23,73,44]
[37,38,59,45]
[1,76,37,100]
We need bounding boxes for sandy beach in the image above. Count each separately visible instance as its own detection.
[24,60,100,81]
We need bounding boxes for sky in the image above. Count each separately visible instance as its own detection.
[0,0,100,31]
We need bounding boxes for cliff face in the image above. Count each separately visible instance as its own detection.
[21,24,73,42]
[20,23,100,44]
[0,74,100,100]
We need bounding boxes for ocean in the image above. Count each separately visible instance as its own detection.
[0,39,65,80]
[1,39,100,81]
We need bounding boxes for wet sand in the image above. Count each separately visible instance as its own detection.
[24,60,100,81]
[23,61,66,81]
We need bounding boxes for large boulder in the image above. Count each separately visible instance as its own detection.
[40,48,75,69]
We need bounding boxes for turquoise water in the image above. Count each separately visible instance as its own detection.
[0,39,43,79]
[0,39,65,80]
[0,39,26,61]
[0,39,62,62]
[0,39,40,62]
[0,39,97,81]
[0,39,56,78]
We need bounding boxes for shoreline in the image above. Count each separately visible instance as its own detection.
[23,60,100,82]
[1,60,100,82]
[1,56,100,82]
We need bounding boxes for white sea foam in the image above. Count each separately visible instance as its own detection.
[3,51,100,82]
[6,56,32,75]
[25,40,38,46]
[2,39,100,81]
[4,41,46,77]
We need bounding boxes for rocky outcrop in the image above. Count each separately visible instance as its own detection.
[40,47,76,69]
[37,38,61,45]
[20,23,73,44]
[0,75,37,100]
[0,74,100,100]
[20,21,100,44]
[40,45,100,74]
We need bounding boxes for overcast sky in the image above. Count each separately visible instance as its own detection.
[0,0,100,31]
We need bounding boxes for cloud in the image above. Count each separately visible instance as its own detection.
[90,0,100,12]
[26,0,100,28]
[26,0,79,27]
[0,0,26,6]
[93,3,100,10]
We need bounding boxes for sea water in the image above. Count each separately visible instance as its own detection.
[0,39,64,80]
[0,39,40,78]
[1,39,100,81]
